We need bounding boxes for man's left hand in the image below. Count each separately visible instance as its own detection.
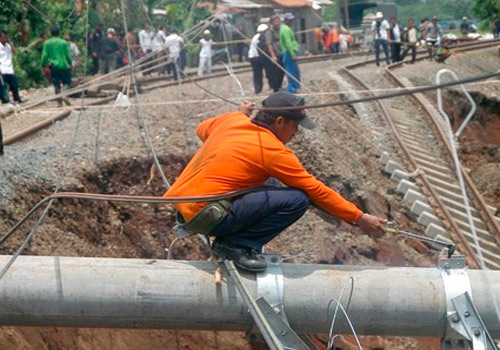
[239,101,255,117]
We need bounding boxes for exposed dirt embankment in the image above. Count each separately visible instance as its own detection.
[442,90,500,210]
[0,54,477,349]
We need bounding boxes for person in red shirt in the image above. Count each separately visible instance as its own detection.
[165,92,386,272]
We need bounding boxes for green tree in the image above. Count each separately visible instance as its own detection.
[472,0,500,30]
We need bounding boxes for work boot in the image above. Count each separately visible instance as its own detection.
[213,242,267,273]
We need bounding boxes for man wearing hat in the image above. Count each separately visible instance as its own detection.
[248,23,268,94]
[165,92,386,272]
[371,12,390,66]
[198,30,213,76]
[98,28,121,74]
[280,13,301,93]
[425,16,442,60]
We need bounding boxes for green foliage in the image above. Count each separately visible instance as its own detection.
[322,4,338,22]
[396,0,473,27]
[472,0,500,31]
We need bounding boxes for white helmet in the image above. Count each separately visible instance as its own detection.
[257,24,268,32]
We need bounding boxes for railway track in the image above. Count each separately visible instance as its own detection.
[341,39,500,268]
[2,38,498,146]
[2,39,500,267]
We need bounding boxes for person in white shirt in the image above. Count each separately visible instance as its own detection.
[164,29,184,80]
[138,21,153,55]
[64,34,80,71]
[371,12,390,66]
[151,25,166,53]
[248,24,268,94]
[138,22,153,76]
[425,16,442,60]
[198,30,213,76]
[401,18,418,64]
[389,17,401,62]
[0,30,22,103]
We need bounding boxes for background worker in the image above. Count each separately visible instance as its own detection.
[314,26,324,53]
[248,24,268,94]
[41,26,72,106]
[371,12,390,66]
[389,17,401,63]
[0,30,23,103]
[401,18,418,64]
[98,28,121,74]
[165,92,386,272]
[425,16,442,60]
[328,23,340,54]
[264,15,284,92]
[280,13,301,93]
[198,30,213,76]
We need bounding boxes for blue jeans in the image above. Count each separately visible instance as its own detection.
[374,39,390,66]
[282,51,301,93]
[210,181,309,251]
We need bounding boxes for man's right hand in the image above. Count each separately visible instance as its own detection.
[356,213,386,238]
[271,55,278,62]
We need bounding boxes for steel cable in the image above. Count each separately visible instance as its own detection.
[0,1,93,281]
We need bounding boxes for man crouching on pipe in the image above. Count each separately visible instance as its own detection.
[165,92,386,272]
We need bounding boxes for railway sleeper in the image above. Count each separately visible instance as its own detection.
[446,203,490,223]
[401,137,439,151]
[454,220,495,242]
[462,234,500,263]
[440,195,497,217]
[405,143,447,162]
[426,175,462,195]
[411,152,450,170]
[417,165,457,183]
[398,129,436,142]
[390,114,428,128]
[466,245,500,269]
[426,225,500,268]
[414,159,455,178]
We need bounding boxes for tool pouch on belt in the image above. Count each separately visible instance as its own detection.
[175,200,231,237]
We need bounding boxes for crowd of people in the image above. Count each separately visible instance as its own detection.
[370,12,449,66]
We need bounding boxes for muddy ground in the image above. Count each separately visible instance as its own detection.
[0,48,498,349]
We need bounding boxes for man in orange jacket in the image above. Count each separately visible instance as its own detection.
[165,92,386,272]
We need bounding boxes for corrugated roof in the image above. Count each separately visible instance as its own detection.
[218,0,271,9]
[217,0,313,10]
[268,0,312,8]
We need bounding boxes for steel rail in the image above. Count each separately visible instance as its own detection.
[384,68,500,246]
[3,39,498,152]
[341,66,481,268]
[341,40,500,267]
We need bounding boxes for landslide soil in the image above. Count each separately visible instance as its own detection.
[1,51,496,349]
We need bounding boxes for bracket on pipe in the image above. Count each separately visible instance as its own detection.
[439,254,498,350]
[448,292,498,350]
[224,258,312,350]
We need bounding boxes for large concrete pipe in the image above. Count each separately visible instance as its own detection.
[0,255,498,337]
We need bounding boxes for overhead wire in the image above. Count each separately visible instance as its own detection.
[0,0,92,281]
[18,15,218,112]
[0,187,272,247]
[120,0,171,189]
[15,78,500,114]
